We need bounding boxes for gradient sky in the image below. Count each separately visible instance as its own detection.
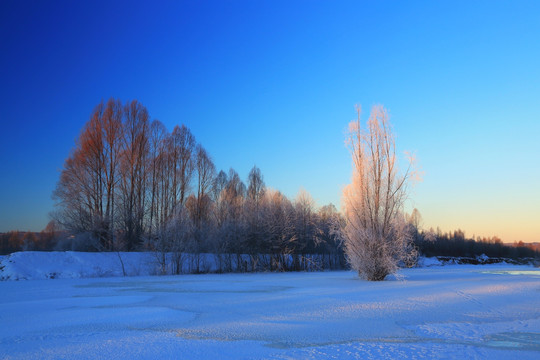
[1,0,539,242]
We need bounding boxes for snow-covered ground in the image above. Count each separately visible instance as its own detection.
[0,251,161,280]
[1,262,539,359]
[0,251,341,280]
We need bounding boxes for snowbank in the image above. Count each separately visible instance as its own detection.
[0,251,278,280]
[0,251,160,280]
[0,252,534,281]
[418,256,443,267]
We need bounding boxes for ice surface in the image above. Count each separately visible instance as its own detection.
[1,265,539,359]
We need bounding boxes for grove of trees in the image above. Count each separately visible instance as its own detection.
[51,99,345,272]
[2,100,537,274]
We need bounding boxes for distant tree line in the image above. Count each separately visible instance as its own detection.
[407,209,540,260]
[0,220,60,254]
[414,230,539,260]
[48,99,345,272]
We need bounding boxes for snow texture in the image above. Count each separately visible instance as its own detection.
[1,254,539,359]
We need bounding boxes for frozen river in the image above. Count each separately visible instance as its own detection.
[1,266,539,359]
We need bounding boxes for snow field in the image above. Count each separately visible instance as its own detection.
[1,265,539,359]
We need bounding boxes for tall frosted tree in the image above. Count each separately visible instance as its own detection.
[342,105,417,281]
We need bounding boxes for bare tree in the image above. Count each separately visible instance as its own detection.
[262,189,296,271]
[119,100,150,250]
[101,99,124,250]
[152,205,193,275]
[147,120,168,235]
[211,170,229,227]
[245,166,266,269]
[169,125,195,210]
[53,100,122,249]
[342,105,417,281]
[39,220,60,250]
[317,204,345,269]
[189,144,216,272]
[247,166,265,204]
[292,188,316,270]
[210,170,231,271]
[194,145,216,227]
[222,169,247,270]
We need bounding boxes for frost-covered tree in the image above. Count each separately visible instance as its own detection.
[247,166,265,204]
[244,166,266,265]
[317,204,345,269]
[157,205,193,274]
[292,189,316,270]
[262,189,296,271]
[342,105,417,281]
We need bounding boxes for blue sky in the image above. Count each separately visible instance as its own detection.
[1,0,539,242]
